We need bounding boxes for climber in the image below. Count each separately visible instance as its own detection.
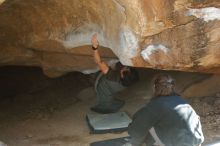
[90,34,139,114]
[126,74,204,146]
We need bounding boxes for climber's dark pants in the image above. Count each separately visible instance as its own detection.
[91,73,126,114]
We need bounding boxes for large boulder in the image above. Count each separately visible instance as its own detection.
[0,0,220,77]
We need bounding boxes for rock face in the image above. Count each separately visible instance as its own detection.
[0,0,220,77]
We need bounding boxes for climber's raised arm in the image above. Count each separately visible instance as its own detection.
[91,34,109,74]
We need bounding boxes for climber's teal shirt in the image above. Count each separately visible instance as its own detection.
[128,95,204,146]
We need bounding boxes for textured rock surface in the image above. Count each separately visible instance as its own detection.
[0,0,220,77]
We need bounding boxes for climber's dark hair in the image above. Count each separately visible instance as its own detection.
[121,68,139,87]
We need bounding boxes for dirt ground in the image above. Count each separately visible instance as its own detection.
[0,67,220,146]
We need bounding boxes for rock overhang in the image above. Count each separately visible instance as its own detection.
[0,0,220,77]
